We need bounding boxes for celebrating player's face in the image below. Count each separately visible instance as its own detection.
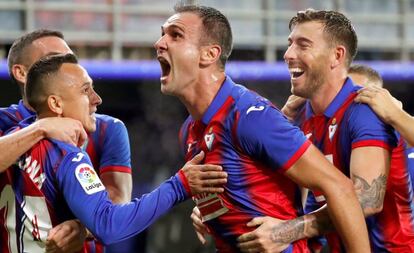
[284,21,332,98]
[154,12,204,96]
[53,63,102,133]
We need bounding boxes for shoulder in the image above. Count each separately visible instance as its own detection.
[94,113,128,136]
[95,113,126,127]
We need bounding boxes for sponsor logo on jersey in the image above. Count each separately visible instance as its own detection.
[246,105,265,115]
[75,163,105,194]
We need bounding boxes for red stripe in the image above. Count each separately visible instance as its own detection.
[99,166,132,175]
[282,140,312,171]
[352,140,392,151]
[177,169,191,196]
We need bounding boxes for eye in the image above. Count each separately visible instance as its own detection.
[172,32,182,39]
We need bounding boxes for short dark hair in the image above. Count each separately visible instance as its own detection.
[25,53,78,113]
[7,29,64,85]
[349,64,383,87]
[289,9,357,67]
[174,4,233,69]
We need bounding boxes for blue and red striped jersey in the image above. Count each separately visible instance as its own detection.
[299,78,414,252]
[0,100,132,253]
[179,77,311,253]
[0,123,188,252]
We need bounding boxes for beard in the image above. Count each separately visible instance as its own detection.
[291,61,326,99]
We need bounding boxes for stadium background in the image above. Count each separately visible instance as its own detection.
[0,0,413,252]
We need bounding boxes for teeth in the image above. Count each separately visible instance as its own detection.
[289,67,304,74]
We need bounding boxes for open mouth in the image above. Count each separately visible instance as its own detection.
[289,67,305,79]
[157,56,171,82]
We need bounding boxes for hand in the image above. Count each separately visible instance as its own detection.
[191,206,210,244]
[37,117,87,147]
[281,95,306,122]
[355,86,403,124]
[237,217,292,253]
[181,151,227,195]
[46,219,87,253]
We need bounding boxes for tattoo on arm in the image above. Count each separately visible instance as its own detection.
[352,173,387,211]
[270,216,305,244]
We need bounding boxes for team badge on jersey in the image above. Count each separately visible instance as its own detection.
[75,163,105,194]
[328,118,337,141]
[204,127,215,151]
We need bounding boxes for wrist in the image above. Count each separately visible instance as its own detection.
[34,119,48,139]
[177,169,192,196]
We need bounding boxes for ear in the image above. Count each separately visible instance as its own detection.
[200,44,222,67]
[11,64,28,86]
[331,45,346,69]
[47,95,64,115]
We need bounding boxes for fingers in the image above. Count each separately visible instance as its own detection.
[191,207,209,244]
[238,240,262,253]
[196,231,207,244]
[246,217,265,227]
[237,231,257,243]
[77,128,88,147]
[188,151,205,165]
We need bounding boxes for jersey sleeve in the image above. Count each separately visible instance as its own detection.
[236,103,311,171]
[347,104,398,150]
[55,151,188,245]
[98,118,132,174]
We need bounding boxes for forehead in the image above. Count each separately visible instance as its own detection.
[57,63,91,86]
[30,36,73,56]
[163,12,202,31]
[289,21,326,41]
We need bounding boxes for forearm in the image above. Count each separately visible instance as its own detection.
[67,175,188,245]
[0,123,45,172]
[324,183,370,253]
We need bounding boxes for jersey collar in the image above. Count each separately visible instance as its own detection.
[18,99,36,120]
[305,77,361,119]
[201,76,234,125]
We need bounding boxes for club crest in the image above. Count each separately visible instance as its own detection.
[328,117,337,141]
[204,127,215,151]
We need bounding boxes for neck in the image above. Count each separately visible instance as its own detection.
[309,72,347,115]
[180,70,226,120]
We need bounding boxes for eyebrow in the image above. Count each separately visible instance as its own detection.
[163,24,185,33]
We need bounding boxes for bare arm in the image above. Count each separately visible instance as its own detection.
[0,117,86,173]
[238,145,370,253]
[100,172,132,203]
[355,86,414,146]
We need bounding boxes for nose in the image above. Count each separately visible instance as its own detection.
[90,89,102,106]
[283,44,295,63]
[154,35,167,52]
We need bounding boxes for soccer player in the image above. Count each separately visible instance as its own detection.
[237,9,414,252]
[0,29,226,253]
[1,29,129,253]
[0,53,227,253]
[154,4,369,252]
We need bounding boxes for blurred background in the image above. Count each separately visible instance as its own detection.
[0,0,413,252]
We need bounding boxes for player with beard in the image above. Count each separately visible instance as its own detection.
[237,9,414,252]
[155,4,369,253]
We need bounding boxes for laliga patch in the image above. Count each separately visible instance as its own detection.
[75,163,105,194]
